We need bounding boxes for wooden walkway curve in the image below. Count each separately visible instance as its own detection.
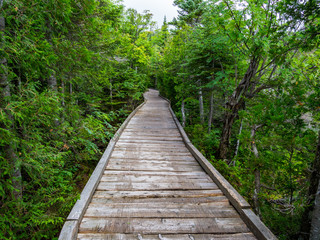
[59,89,276,240]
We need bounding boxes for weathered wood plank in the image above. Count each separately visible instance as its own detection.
[90,196,229,204]
[102,170,208,177]
[106,162,203,172]
[119,136,182,141]
[125,126,178,130]
[79,217,250,234]
[92,190,223,199]
[117,139,185,145]
[122,129,181,134]
[110,152,195,161]
[121,132,181,137]
[112,150,193,156]
[59,221,78,240]
[108,159,198,165]
[115,142,187,149]
[100,174,212,183]
[239,209,277,240]
[96,181,218,191]
[114,146,189,153]
[84,203,238,218]
[77,233,257,240]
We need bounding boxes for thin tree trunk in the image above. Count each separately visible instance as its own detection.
[45,17,57,91]
[310,181,320,240]
[251,124,262,217]
[289,147,294,205]
[233,119,243,158]
[218,58,259,159]
[48,72,57,90]
[181,99,186,128]
[254,168,261,217]
[300,130,320,239]
[208,90,214,133]
[0,15,22,202]
[70,82,72,95]
[61,79,65,106]
[199,87,204,124]
[110,79,113,110]
[235,62,238,86]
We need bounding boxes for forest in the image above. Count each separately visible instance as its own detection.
[0,0,319,239]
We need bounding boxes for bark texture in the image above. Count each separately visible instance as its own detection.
[300,130,320,239]
[181,99,186,128]
[208,90,214,133]
[251,124,262,217]
[48,73,57,90]
[199,88,204,124]
[310,181,320,240]
[218,58,259,159]
[233,120,243,159]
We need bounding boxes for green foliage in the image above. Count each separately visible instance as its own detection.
[154,0,320,239]
[1,0,319,238]
[0,0,153,238]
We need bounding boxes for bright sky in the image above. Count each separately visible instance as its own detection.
[121,0,179,28]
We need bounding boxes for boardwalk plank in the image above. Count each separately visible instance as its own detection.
[96,181,218,191]
[111,151,193,157]
[79,217,250,234]
[77,233,257,240]
[90,196,229,204]
[84,204,238,218]
[115,142,187,149]
[113,146,189,153]
[110,152,195,161]
[106,162,203,172]
[102,170,208,176]
[93,190,224,199]
[108,159,198,164]
[100,175,212,183]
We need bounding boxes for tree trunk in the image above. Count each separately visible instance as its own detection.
[70,82,73,95]
[0,15,22,202]
[48,72,57,90]
[199,88,204,124]
[110,79,113,110]
[254,168,261,217]
[61,79,65,106]
[310,181,320,240]
[208,90,214,133]
[233,119,243,158]
[300,130,320,239]
[181,99,186,128]
[218,58,259,159]
[251,124,262,217]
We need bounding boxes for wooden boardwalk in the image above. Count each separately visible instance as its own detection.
[60,89,276,240]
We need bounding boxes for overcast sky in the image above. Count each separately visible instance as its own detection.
[121,0,179,28]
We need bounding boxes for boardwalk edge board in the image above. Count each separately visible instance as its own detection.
[58,99,147,240]
[160,94,277,240]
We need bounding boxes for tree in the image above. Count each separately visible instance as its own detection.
[0,0,22,203]
[174,0,207,26]
[0,0,154,238]
[214,0,320,160]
